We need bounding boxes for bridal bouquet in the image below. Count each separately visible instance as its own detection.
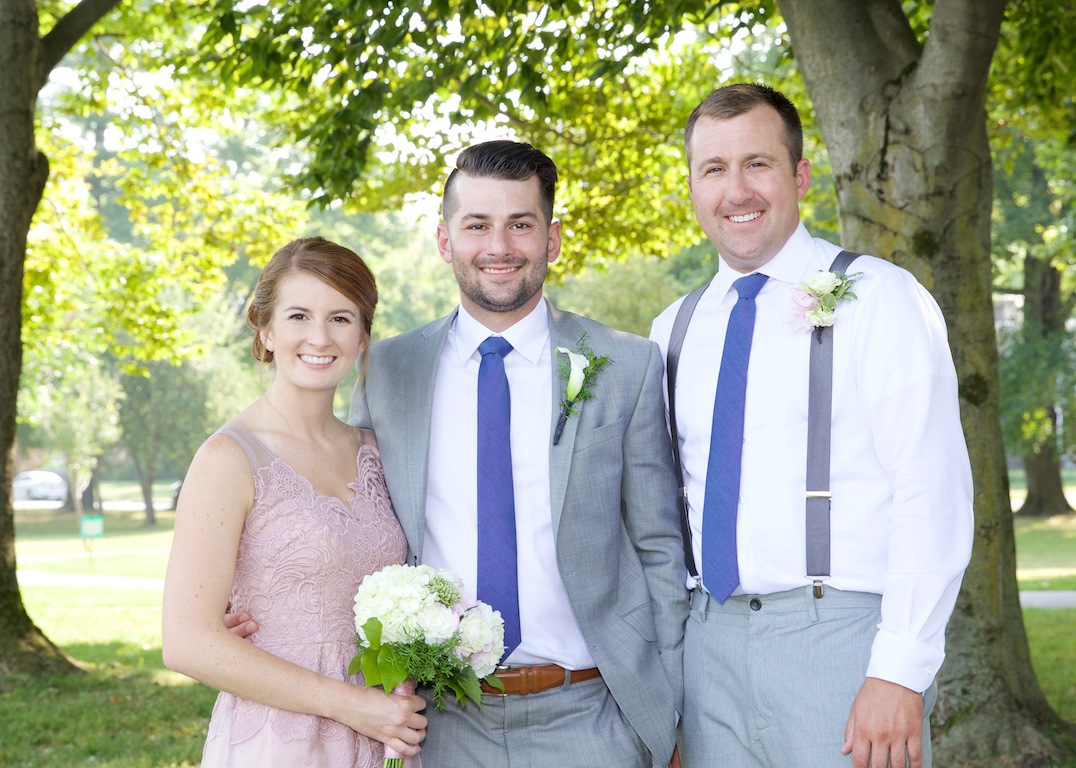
[349,564,505,767]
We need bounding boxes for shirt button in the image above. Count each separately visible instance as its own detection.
[750,598,762,611]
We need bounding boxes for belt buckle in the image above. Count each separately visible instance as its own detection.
[492,664,511,697]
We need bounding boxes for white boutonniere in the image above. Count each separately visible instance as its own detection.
[789,269,863,335]
[553,333,611,445]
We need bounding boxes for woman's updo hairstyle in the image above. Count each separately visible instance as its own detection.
[247,237,378,367]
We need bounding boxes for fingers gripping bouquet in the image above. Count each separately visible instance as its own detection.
[349,564,506,767]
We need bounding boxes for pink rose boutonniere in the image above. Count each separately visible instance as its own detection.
[789,269,863,334]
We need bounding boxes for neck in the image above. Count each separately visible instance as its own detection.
[461,293,544,334]
[260,385,340,442]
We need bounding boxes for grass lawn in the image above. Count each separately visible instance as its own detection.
[2,483,1075,767]
[1014,514,1076,591]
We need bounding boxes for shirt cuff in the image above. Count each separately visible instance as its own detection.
[866,628,945,694]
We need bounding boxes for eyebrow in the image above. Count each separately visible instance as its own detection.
[694,150,781,169]
[458,211,539,223]
[280,305,357,316]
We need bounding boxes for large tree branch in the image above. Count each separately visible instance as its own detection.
[918,0,1007,109]
[779,0,919,100]
[38,0,123,88]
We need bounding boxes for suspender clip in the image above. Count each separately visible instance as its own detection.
[812,579,825,599]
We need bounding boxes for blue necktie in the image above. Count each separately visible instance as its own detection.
[476,336,521,657]
[702,272,769,603]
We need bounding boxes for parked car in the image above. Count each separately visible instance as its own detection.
[12,470,68,502]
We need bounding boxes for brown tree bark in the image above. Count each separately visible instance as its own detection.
[1017,248,1073,517]
[777,0,1075,763]
[0,0,122,678]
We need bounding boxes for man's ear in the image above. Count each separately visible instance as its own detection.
[437,223,453,264]
[546,219,562,264]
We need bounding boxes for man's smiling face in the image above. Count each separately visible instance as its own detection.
[437,172,560,331]
[687,105,810,273]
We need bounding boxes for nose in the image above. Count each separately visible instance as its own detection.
[725,168,752,205]
[487,225,510,255]
[307,321,331,347]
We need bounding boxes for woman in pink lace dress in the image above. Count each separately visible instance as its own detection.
[163,237,427,767]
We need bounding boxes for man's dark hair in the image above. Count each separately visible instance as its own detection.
[442,140,558,224]
[684,83,803,170]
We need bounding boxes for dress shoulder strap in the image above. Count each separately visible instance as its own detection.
[214,424,278,474]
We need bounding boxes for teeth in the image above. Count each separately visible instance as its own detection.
[300,355,334,365]
[482,266,518,274]
[729,212,762,223]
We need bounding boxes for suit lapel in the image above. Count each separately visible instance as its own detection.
[547,304,585,537]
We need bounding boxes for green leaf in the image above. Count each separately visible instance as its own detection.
[454,669,485,706]
[362,617,383,648]
[359,647,383,687]
[378,645,408,693]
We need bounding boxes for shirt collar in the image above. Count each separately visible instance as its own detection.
[452,299,550,365]
[710,222,822,298]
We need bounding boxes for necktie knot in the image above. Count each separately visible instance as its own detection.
[479,336,513,359]
[733,272,768,301]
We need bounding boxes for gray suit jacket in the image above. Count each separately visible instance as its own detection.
[350,301,687,764]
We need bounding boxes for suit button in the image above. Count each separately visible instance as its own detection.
[749,598,762,611]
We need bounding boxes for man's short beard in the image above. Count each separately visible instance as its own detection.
[453,254,549,316]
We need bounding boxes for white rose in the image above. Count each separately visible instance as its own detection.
[803,271,841,295]
[455,603,505,678]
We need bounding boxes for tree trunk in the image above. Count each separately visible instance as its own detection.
[778,0,1076,763]
[81,464,101,512]
[135,460,158,525]
[1020,444,1071,517]
[0,0,75,677]
[1017,248,1073,517]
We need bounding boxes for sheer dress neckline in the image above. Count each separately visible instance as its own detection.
[218,423,368,508]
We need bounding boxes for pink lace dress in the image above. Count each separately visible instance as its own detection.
[200,425,408,768]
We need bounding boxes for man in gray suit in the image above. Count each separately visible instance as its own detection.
[350,140,687,768]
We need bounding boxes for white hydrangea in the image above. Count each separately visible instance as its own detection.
[354,563,462,645]
[414,600,460,645]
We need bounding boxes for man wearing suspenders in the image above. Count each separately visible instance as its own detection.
[650,83,973,768]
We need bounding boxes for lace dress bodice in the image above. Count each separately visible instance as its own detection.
[201,425,408,768]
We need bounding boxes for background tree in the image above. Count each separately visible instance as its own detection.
[2,0,124,677]
[989,6,1076,518]
[196,0,1076,762]
[994,131,1076,517]
[1,0,303,676]
[27,359,122,517]
[118,361,213,525]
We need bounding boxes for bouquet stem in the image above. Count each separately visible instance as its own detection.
[383,680,417,768]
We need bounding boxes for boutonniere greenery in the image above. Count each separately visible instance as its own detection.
[789,269,863,336]
[553,334,611,446]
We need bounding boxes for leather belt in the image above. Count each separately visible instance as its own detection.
[479,664,601,696]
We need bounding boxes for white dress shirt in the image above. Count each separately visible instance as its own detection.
[424,300,594,668]
[650,223,973,693]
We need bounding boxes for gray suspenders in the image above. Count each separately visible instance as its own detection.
[665,251,861,596]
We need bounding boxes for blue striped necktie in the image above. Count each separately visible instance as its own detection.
[476,336,521,657]
[702,272,769,602]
